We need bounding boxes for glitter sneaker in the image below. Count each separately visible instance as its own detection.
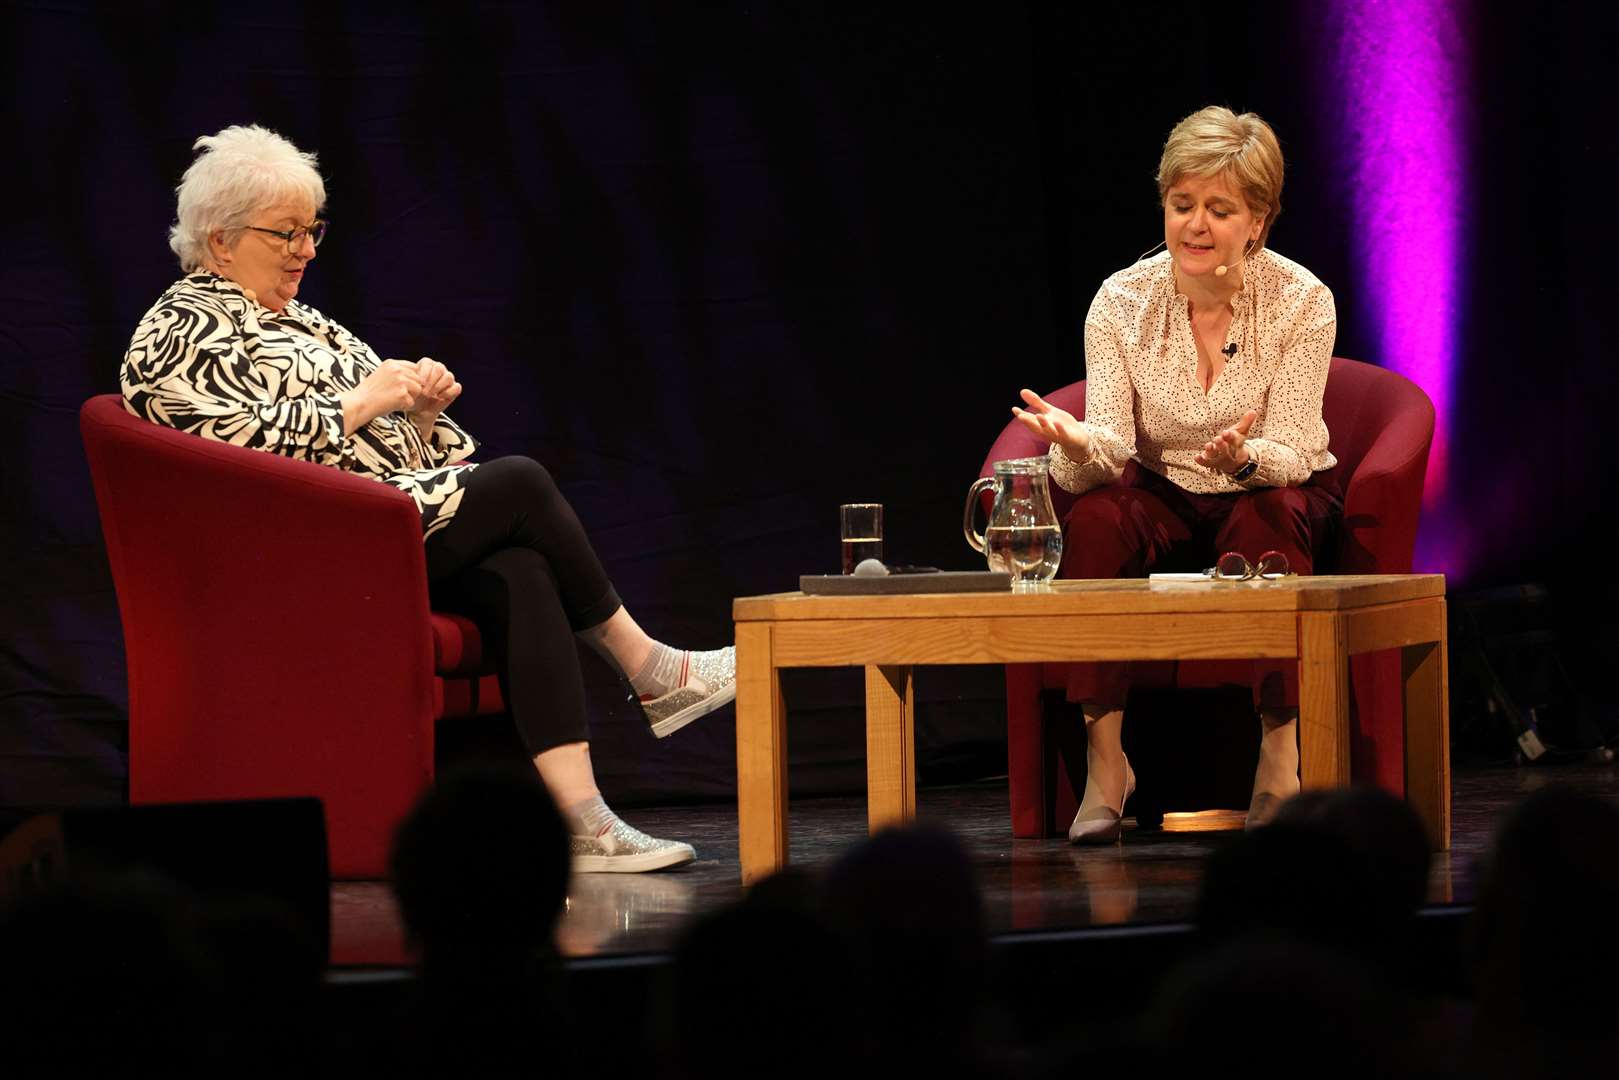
[640,646,737,739]
[571,818,696,873]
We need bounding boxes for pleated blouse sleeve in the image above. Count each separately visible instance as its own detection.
[1049,280,1139,495]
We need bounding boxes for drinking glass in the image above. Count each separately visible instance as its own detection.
[840,503,883,574]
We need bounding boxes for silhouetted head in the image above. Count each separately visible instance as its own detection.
[1274,785,1432,914]
[0,868,216,1070]
[672,869,848,1079]
[1150,937,1414,1079]
[819,825,988,1062]
[389,763,569,966]
[1471,784,1619,1035]
[1196,821,1381,956]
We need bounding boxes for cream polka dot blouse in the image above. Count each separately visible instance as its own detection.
[1050,248,1337,496]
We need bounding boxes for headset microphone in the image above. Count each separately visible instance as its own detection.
[1214,238,1257,278]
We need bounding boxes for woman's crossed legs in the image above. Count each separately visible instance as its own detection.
[425,456,735,871]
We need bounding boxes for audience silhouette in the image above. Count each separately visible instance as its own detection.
[12,769,1619,1079]
[1146,786,1455,1078]
[0,863,323,1075]
[384,762,574,1075]
[668,868,850,1079]
[1465,784,1619,1079]
[818,824,1003,1076]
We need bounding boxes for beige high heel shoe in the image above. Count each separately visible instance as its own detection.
[1246,710,1301,831]
[1068,755,1136,845]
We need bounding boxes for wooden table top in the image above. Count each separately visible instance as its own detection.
[733,573,1446,621]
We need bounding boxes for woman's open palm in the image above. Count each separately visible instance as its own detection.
[1012,388,1090,461]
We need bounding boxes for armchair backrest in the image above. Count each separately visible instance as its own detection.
[1317,357,1435,496]
[1317,358,1435,572]
[80,394,438,873]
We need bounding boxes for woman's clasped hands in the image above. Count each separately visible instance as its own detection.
[341,357,462,437]
[409,357,463,435]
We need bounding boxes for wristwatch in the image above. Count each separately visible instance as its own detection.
[1231,455,1259,482]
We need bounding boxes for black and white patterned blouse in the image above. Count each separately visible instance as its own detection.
[122,272,478,539]
[1051,247,1338,496]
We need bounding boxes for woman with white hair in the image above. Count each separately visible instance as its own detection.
[123,125,734,873]
[1011,106,1342,843]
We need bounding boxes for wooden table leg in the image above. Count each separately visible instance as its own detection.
[865,664,916,833]
[1298,611,1351,789]
[1402,599,1451,849]
[736,622,787,885]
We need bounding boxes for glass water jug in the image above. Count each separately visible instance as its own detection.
[963,457,1064,589]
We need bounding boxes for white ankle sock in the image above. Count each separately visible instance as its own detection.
[564,795,617,839]
[630,642,690,698]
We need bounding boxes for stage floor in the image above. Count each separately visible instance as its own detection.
[330,761,1619,968]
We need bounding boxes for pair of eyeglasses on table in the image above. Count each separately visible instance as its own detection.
[1148,550,1295,583]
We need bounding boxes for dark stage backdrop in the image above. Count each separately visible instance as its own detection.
[3,3,1616,814]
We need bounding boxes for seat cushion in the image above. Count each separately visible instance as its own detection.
[430,611,488,676]
[435,672,505,720]
[431,615,504,720]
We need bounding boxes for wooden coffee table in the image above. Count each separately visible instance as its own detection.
[731,574,1448,884]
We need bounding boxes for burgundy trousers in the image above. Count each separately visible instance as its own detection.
[1058,461,1343,710]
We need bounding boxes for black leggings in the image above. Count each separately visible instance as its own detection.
[424,456,624,755]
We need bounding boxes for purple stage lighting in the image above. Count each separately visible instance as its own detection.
[1323,0,1469,574]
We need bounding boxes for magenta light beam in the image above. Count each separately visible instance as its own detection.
[1324,0,1468,574]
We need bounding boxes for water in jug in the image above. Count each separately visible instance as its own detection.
[963,457,1063,589]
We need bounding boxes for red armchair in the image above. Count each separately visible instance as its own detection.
[982,358,1435,836]
[80,394,504,878]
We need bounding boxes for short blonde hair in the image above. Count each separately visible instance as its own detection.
[168,125,326,271]
[1155,106,1284,250]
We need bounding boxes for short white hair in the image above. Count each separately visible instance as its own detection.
[168,125,326,271]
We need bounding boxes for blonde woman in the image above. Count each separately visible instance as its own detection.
[1013,107,1341,842]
